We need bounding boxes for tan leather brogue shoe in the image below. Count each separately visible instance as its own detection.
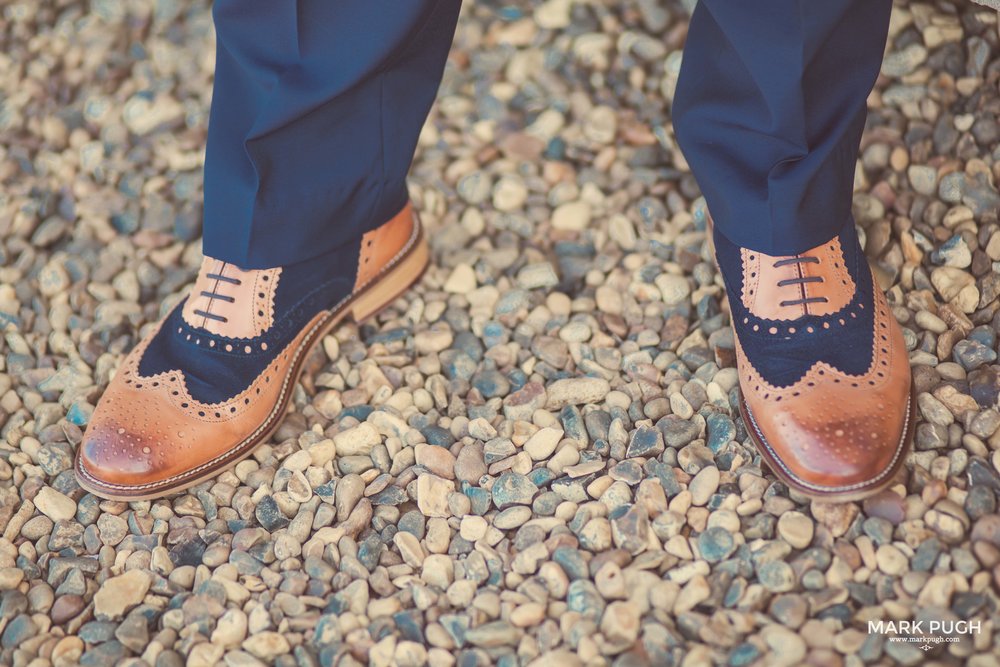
[712,218,915,502]
[75,204,427,500]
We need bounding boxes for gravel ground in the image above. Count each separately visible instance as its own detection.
[1,1,1000,666]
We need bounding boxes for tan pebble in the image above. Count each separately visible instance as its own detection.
[460,515,488,542]
[777,511,814,549]
[510,602,546,627]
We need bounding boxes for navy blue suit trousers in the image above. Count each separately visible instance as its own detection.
[202,0,890,267]
[203,0,462,268]
[673,0,893,254]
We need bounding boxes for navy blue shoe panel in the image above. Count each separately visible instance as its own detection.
[714,217,875,388]
[137,240,361,404]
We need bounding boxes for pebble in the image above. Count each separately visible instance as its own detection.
[211,609,248,648]
[524,427,564,461]
[688,466,720,506]
[545,378,611,409]
[415,444,456,479]
[416,474,453,518]
[552,201,592,231]
[455,442,487,483]
[610,504,651,555]
[333,422,381,456]
[242,632,290,661]
[0,568,24,591]
[93,571,151,620]
[698,526,736,562]
[33,488,76,522]
[492,472,539,509]
[656,274,691,305]
[757,562,796,592]
[600,601,640,645]
[876,544,909,576]
[761,625,807,666]
[777,512,814,549]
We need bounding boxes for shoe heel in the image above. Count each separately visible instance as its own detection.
[350,234,429,323]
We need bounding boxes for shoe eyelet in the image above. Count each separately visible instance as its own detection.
[198,411,205,417]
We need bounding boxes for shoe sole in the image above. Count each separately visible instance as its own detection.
[75,222,430,501]
[738,381,917,503]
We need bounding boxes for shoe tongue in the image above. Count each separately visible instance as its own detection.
[181,258,282,339]
[715,221,863,322]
